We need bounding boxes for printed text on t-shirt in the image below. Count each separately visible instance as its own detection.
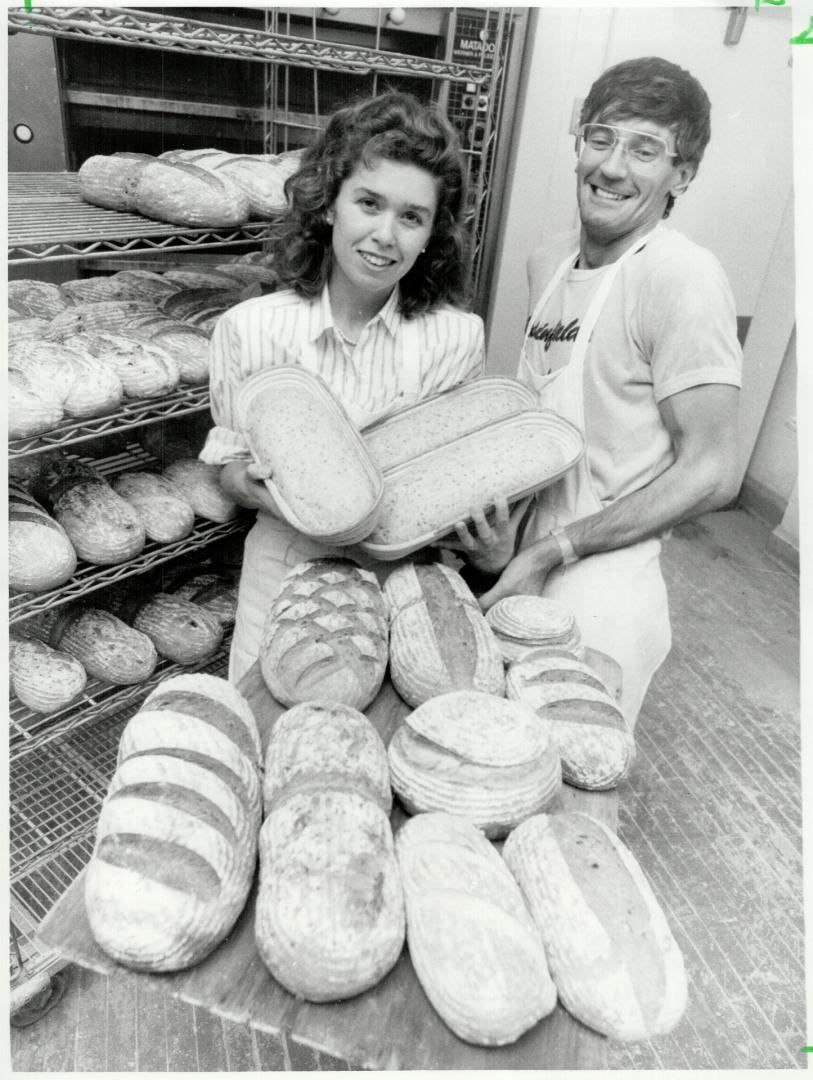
[526,317,582,351]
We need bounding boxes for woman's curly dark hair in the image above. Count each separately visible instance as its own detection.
[271,91,472,318]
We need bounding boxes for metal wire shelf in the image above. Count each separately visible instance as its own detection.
[8,173,276,264]
[7,6,492,84]
[8,383,211,459]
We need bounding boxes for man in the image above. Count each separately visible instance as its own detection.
[456,56,742,728]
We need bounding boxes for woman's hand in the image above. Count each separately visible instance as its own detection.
[450,495,533,575]
[219,460,283,517]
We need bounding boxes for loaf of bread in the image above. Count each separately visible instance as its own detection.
[162,459,237,523]
[8,368,64,439]
[8,316,50,344]
[485,594,586,663]
[384,562,504,707]
[162,268,242,290]
[236,367,383,542]
[60,276,125,305]
[9,481,78,592]
[77,152,156,211]
[133,593,224,664]
[8,340,76,402]
[396,812,556,1046]
[10,636,88,714]
[259,558,389,710]
[46,300,158,341]
[212,155,291,217]
[85,673,262,971]
[506,653,634,790]
[158,286,240,328]
[256,702,404,1002]
[363,377,537,472]
[171,573,238,627]
[53,607,158,684]
[109,269,181,302]
[117,315,210,385]
[389,690,561,838]
[137,413,212,468]
[135,160,250,227]
[41,458,146,565]
[8,279,68,319]
[10,337,124,421]
[362,413,578,555]
[503,812,688,1041]
[111,471,196,543]
[58,331,180,399]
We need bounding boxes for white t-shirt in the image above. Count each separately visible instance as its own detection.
[520,225,743,505]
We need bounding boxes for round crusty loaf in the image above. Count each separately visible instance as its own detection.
[111,471,195,544]
[503,811,688,1041]
[53,607,158,685]
[384,562,505,707]
[395,812,556,1046]
[133,593,224,665]
[10,636,88,714]
[85,673,261,972]
[9,482,78,593]
[259,558,389,711]
[78,152,156,211]
[388,690,561,838]
[135,160,250,227]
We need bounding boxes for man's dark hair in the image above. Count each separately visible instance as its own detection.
[581,56,711,215]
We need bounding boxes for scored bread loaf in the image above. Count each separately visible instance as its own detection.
[77,152,156,211]
[52,607,158,685]
[506,653,634,790]
[8,279,68,320]
[111,471,195,543]
[8,316,51,345]
[10,337,124,421]
[117,315,210,385]
[59,331,180,399]
[384,562,504,707]
[133,593,224,664]
[485,594,586,662]
[388,690,561,838]
[9,481,78,593]
[8,367,64,439]
[256,702,404,1002]
[8,340,76,402]
[135,160,250,227]
[395,812,556,1046]
[171,573,238,627]
[10,636,88,714]
[259,558,389,711]
[109,269,181,302]
[85,673,262,971]
[211,155,291,217]
[162,459,237,523]
[502,812,688,1041]
[60,276,126,305]
[45,300,158,341]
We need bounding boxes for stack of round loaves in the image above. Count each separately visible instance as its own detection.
[256,701,405,1001]
[85,673,262,971]
[485,594,586,663]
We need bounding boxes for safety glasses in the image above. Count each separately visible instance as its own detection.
[577,123,678,167]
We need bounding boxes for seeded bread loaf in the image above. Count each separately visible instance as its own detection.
[9,481,78,593]
[135,160,250,227]
[111,471,195,543]
[395,812,556,1046]
[502,812,688,1041]
[256,702,404,1002]
[117,315,210,384]
[170,573,238,627]
[77,152,156,211]
[52,607,158,685]
[259,558,389,711]
[10,636,88,714]
[389,690,561,837]
[384,562,504,707]
[57,331,180,399]
[506,653,634,790]
[9,338,124,421]
[133,593,224,665]
[162,459,237,523]
[85,673,262,971]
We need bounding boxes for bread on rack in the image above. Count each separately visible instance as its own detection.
[10,636,88,715]
[8,367,64,440]
[46,300,159,340]
[135,160,250,227]
[8,340,77,402]
[9,337,124,422]
[111,471,196,543]
[77,152,156,211]
[52,606,158,685]
[8,279,69,320]
[162,459,238,523]
[133,593,225,665]
[116,315,210,385]
[9,481,78,593]
[109,269,182,302]
[137,414,212,468]
[211,155,291,217]
[58,330,180,399]
[170,573,238,627]
[85,673,262,971]
[60,275,126,305]
[8,316,51,345]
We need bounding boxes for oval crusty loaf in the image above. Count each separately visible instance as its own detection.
[135,160,250,227]
[8,279,68,319]
[8,367,64,440]
[395,812,556,1046]
[388,690,561,839]
[45,301,158,341]
[117,315,210,385]
[8,317,51,345]
[162,459,237,524]
[485,594,586,662]
[133,594,224,665]
[60,331,180,399]
[53,607,158,685]
[263,701,391,816]
[7,341,76,402]
[9,481,78,593]
[502,812,688,1041]
[171,573,238,627]
[77,152,156,211]
[109,270,181,303]
[384,562,505,707]
[111,471,195,544]
[506,653,634,790]
[259,558,389,711]
[85,673,261,972]
[60,276,126,305]
[211,155,291,217]
[10,636,88,714]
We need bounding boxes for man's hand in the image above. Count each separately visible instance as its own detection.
[219,459,283,517]
[478,534,561,610]
[447,495,533,574]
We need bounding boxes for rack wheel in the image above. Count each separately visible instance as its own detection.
[10,969,69,1028]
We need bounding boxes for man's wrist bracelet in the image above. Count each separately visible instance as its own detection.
[549,526,579,566]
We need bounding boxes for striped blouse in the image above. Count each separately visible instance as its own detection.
[199,284,485,465]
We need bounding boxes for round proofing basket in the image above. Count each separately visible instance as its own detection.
[235,366,383,545]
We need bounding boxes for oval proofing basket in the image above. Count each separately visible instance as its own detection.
[235,366,383,545]
[358,410,584,560]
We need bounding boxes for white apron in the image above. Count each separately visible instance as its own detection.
[520,235,671,728]
[229,319,424,685]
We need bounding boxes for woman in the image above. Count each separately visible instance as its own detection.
[200,91,485,683]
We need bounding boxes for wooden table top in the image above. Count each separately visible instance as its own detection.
[38,662,618,1070]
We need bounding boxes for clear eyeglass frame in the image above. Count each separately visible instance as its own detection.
[576,123,678,167]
